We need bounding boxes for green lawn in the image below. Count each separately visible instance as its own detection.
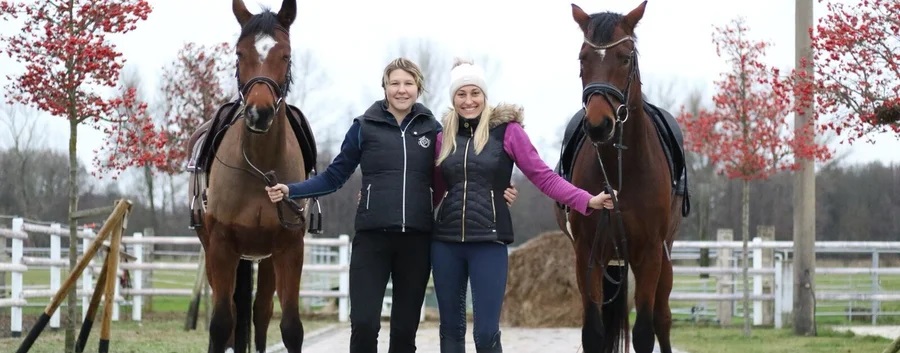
[670,322,891,353]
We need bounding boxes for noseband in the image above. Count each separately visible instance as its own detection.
[235,25,292,117]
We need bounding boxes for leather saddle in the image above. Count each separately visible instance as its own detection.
[554,102,691,217]
[186,100,319,229]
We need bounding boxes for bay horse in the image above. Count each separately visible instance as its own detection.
[555,2,689,353]
[187,0,314,352]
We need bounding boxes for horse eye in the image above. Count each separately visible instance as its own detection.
[282,55,291,62]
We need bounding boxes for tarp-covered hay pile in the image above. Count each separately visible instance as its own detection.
[502,230,582,327]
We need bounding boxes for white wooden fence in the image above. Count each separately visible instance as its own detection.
[0,217,350,337]
[4,217,900,335]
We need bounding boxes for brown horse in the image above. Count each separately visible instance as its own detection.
[189,0,308,352]
[555,2,688,353]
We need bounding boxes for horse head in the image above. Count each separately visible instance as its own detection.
[571,1,645,145]
[232,0,295,134]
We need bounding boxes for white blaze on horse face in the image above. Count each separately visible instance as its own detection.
[594,48,607,60]
[254,34,277,62]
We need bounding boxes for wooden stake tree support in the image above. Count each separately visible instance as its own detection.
[16,199,132,353]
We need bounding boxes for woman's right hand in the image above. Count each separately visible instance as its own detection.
[265,184,289,203]
[588,189,617,210]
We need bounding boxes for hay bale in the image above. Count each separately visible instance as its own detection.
[502,231,582,327]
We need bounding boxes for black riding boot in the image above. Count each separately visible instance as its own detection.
[474,331,502,353]
[440,332,466,353]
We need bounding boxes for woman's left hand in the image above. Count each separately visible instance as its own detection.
[265,184,289,203]
[504,184,518,206]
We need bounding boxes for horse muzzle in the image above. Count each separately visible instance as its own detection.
[245,105,275,134]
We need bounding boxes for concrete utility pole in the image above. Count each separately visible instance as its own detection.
[793,0,817,336]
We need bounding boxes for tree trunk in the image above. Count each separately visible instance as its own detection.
[168,173,177,215]
[66,118,78,353]
[144,165,158,231]
[742,179,751,337]
[794,0,817,336]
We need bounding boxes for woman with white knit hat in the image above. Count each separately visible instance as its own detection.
[430,58,617,352]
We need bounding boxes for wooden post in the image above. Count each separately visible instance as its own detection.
[98,217,123,353]
[15,200,132,353]
[793,0,818,336]
[716,229,734,326]
[75,255,110,353]
[759,226,775,326]
[143,227,154,313]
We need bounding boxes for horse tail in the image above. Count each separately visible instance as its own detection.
[234,259,254,353]
[600,263,630,353]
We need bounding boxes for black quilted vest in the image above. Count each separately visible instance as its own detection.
[433,116,515,243]
[355,100,440,233]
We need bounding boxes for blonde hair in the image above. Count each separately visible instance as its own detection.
[381,57,425,95]
[436,59,493,166]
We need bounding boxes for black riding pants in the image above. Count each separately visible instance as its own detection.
[349,230,432,353]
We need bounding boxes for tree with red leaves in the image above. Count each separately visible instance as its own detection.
[160,41,232,174]
[0,0,151,350]
[810,0,900,143]
[676,18,831,337]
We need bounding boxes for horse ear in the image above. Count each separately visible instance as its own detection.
[571,3,590,33]
[232,0,252,27]
[277,0,297,28]
[622,1,647,32]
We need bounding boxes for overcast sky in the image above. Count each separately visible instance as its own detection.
[1,0,897,181]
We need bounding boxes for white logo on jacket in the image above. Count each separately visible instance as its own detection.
[418,136,431,148]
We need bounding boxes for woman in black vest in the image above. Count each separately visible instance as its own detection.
[265,58,517,353]
[431,58,616,353]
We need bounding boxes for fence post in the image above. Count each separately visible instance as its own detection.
[782,255,794,327]
[774,252,784,329]
[11,217,24,337]
[0,222,7,299]
[82,228,94,320]
[759,226,774,326]
[50,223,61,329]
[872,251,880,324]
[753,236,762,325]
[143,227,154,313]
[716,228,733,326]
[133,231,143,322]
[338,234,349,323]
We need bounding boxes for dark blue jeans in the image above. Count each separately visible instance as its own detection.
[431,240,507,350]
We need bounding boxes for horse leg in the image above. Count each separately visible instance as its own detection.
[206,241,241,353]
[653,252,674,353]
[253,258,276,353]
[574,240,604,353]
[273,246,304,352]
[234,259,254,353]
[631,247,662,353]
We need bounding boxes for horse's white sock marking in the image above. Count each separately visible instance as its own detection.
[255,34,276,61]
[225,348,234,353]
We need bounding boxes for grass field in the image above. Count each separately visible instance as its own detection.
[669,323,892,353]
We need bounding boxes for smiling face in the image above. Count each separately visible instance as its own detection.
[384,68,419,115]
[453,85,485,119]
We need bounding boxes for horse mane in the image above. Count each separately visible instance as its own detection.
[234,8,294,95]
[586,12,639,44]
[239,8,282,40]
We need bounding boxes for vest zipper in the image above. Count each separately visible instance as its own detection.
[366,184,371,209]
[399,115,421,233]
[490,190,497,227]
[461,130,472,241]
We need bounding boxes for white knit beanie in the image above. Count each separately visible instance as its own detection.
[448,57,488,102]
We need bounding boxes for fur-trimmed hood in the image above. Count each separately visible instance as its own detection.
[441,103,524,128]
